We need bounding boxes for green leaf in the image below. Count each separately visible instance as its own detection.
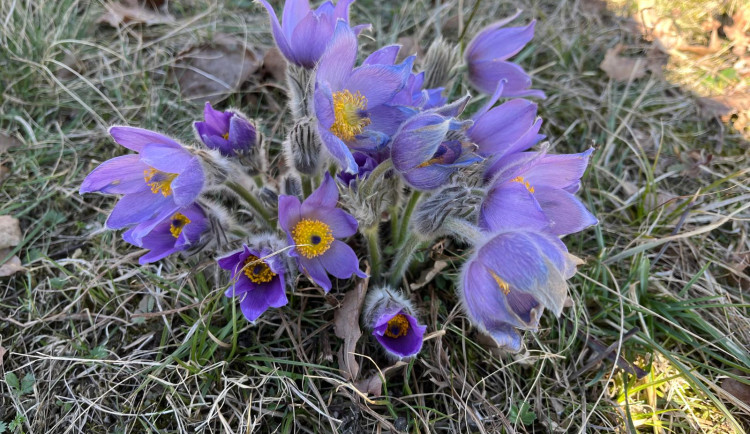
[4,372,19,392]
[509,402,537,425]
[20,373,35,395]
[0,421,8,433]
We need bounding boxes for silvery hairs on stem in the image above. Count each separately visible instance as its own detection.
[286,64,316,120]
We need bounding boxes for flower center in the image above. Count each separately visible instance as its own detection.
[291,219,334,259]
[384,314,409,338]
[222,132,229,140]
[511,176,535,194]
[330,90,371,142]
[169,213,191,238]
[144,168,178,197]
[243,254,276,284]
[489,270,511,295]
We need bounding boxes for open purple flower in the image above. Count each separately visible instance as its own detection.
[314,21,412,173]
[219,244,288,322]
[194,102,256,156]
[257,0,364,68]
[460,229,578,351]
[278,173,366,292]
[465,12,545,98]
[480,148,598,237]
[364,286,426,358]
[391,111,478,190]
[79,126,205,242]
[122,203,207,265]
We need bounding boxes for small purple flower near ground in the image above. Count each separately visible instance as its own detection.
[459,229,579,351]
[194,102,256,156]
[372,307,426,358]
[465,12,545,98]
[122,203,208,264]
[79,126,204,242]
[278,173,366,292]
[219,244,288,322]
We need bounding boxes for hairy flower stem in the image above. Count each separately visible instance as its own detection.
[225,181,275,229]
[388,233,422,288]
[364,225,382,284]
[397,190,421,246]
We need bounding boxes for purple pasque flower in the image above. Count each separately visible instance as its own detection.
[468,82,544,161]
[480,148,598,237]
[257,0,365,68]
[465,12,545,98]
[336,151,377,187]
[390,111,478,190]
[314,21,412,173]
[219,244,288,322]
[79,126,205,242]
[365,286,426,358]
[122,203,207,265]
[194,102,256,156]
[459,228,578,351]
[278,172,366,292]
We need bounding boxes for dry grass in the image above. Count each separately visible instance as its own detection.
[1,0,748,433]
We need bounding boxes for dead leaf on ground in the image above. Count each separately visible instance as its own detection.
[0,165,10,185]
[721,376,750,406]
[600,44,661,82]
[354,361,407,396]
[97,1,175,28]
[0,345,5,366]
[260,47,287,83]
[396,36,422,63]
[697,96,734,120]
[0,215,22,249]
[173,33,261,104]
[333,272,369,381]
[0,249,24,277]
[410,260,448,290]
[0,132,21,153]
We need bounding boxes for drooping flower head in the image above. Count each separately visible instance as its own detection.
[278,173,366,292]
[314,21,412,173]
[460,228,578,351]
[122,203,207,264]
[391,111,478,190]
[465,12,545,98]
[219,242,288,322]
[79,127,205,242]
[257,0,364,68]
[480,148,598,237]
[364,287,426,359]
[194,102,257,157]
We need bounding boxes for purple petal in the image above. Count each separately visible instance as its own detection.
[468,59,537,97]
[523,148,594,189]
[282,0,311,39]
[105,190,176,229]
[469,99,538,156]
[391,114,450,171]
[363,44,400,66]
[467,21,536,63]
[203,102,232,134]
[316,21,357,90]
[139,142,193,173]
[257,0,298,64]
[301,172,338,211]
[373,311,426,358]
[228,116,256,152]
[298,256,332,292]
[180,204,208,243]
[333,0,354,21]
[290,11,335,68]
[218,249,245,275]
[171,158,204,206]
[318,128,358,173]
[318,240,364,279]
[79,154,150,195]
[314,85,336,129]
[402,164,454,191]
[308,208,358,238]
[533,186,598,236]
[278,194,302,232]
[108,126,181,153]
[479,181,549,232]
[346,61,412,107]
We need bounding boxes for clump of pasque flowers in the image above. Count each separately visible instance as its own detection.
[79,0,597,365]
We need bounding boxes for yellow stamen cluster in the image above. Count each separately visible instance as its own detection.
[511,176,535,194]
[169,213,191,238]
[144,168,178,197]
[222,132,229,140]
[384,314,410,338]
[330,90,371,141]
[489,270,511,295]
[291,219,334,259]
[243,254,276,284]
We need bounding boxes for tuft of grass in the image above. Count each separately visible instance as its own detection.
[0,0,748,432]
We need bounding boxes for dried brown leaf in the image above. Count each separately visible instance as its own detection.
[261,47,287,83]
[173,34,260,104]
[97,2,175,27]
[600,44,650,82]
[354,361,407,396]
[0,250,24,278]
[410,260,448,290]
[0,132,21,154]
[0,345,5,365]
[0,215,22,250]
[333,274,369,381]
[0,165,10,185]
[697,96,733,120]
[722,376,750,406]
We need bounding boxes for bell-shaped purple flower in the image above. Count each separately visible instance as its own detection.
[460,228,578,351]
[391,111,479,190]
[336,151,377,187]
[465,12,545,98]
[364,287,427,358]
[480,148,598,237]
[79,126,205,242]
[314,21,412,173]
[194,102,256,156]
[122,203,208,265]
[219,244,288,323]
[257,0,364,68]
[278,173,366,292]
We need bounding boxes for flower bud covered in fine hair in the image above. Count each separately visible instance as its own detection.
[411,184,483,240]
[363,286,427,359]
[284,117,323,175]
[422,37,459,89]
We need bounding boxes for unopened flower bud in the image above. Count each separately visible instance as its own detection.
[363,286,427,359]
[284,117,322,175]
[282,174,303,199]
[411,184,483,240]
[422,37,460,89]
